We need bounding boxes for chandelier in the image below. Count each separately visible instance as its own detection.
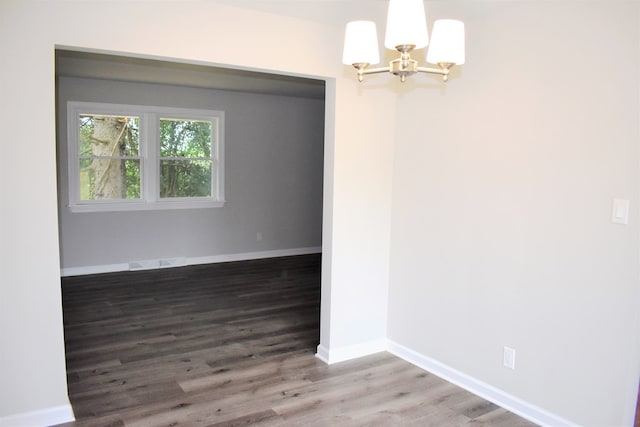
[342,0,465,83]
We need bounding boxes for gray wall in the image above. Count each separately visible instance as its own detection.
[57,76,324,269]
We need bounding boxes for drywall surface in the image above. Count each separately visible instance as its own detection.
[387,1,640,426]
[0,0,395,420]
[57,76,324,269]
[8,0,638,425]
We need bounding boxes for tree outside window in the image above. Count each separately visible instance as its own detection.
[67,102,225,212]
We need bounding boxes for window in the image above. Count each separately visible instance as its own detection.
[67,102,224,212]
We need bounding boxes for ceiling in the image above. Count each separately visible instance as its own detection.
[55,49,325,100]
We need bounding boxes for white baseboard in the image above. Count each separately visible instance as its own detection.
[60,247,322,277]
[315,344,331,363]
[0,403,74,426]
[61,262,129,277]
[314,339,387,365]
[386,339,579,427]
[188,247,322,266]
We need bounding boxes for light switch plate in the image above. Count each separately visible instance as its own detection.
[612,198,630,225]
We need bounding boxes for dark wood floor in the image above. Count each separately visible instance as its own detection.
[57,254,537,427]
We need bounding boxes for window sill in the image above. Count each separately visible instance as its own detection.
[68,199,226,213]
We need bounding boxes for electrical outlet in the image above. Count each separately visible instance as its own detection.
[503,346,516,370]
[256,232,263,242]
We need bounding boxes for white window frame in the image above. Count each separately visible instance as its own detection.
[67,101,225,213]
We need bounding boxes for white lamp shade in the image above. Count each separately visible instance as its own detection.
[426,19,465,65]
[343,21,380,65]
[384,0,429,50]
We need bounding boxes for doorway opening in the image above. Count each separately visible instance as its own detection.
[55,48,328,421]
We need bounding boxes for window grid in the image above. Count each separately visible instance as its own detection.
[67,102,225,212]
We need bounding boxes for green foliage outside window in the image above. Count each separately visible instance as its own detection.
[78,116,214,201]
[159,119,213,198]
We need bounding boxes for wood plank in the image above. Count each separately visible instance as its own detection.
[57,254,536,427]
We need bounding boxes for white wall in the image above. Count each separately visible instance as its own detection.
[388,1,640,426]
[0,0,395,422]
[2,1,639,426]
[57,76,324,270]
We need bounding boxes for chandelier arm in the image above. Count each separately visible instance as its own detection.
[415,66,448,75]
[361,66,392,75]
[352,63,456,83]
[417,62,456,82]
[416,66,449,82]
[351,64,392,82]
